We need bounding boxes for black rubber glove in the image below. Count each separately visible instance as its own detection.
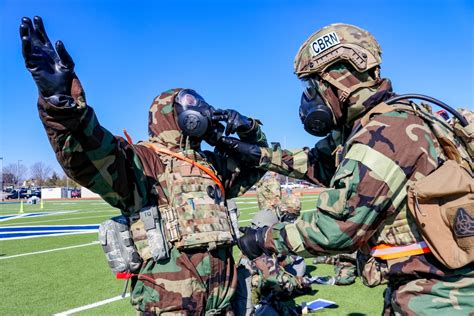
[238,226,269,260]
[20,16,75,97]
[217,136,261,164]
[203,122,225,146]
[212,109,253,136]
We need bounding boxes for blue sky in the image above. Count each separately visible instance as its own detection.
[1,0,473,174]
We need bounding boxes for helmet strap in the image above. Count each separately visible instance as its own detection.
[321,72,379,103]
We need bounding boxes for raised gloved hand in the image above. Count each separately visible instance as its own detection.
[238,226,269,260]
[216,136,262,164]
[20,16,75,97]
[203,122,225,146]
[212,109,253,136]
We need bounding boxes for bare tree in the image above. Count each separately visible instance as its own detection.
[56,170,80,188]
[45,171,61,187]
[30,162,53,186]
[3,163,28,188]
[2,171,14,187]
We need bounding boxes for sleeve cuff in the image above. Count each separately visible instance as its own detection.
[43,94,77,108]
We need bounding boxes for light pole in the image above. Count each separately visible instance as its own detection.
[0,157,3,201]
[17,160,22,189]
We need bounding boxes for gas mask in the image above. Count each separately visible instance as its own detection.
[174,89,222,139]
[299,78,335,137]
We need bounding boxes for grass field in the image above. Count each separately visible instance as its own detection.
[0,195,384,315]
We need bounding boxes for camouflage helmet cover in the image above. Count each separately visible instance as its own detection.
[294,23,382,79]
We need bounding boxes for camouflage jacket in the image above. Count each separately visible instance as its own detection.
[260,130,341,187]
[37,86,267,218]
[260,102,473,282]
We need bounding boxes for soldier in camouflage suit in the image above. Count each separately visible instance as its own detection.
[256,172,282,216]
[219,23,474,315]
[244,210,309,315]
[20,16,268,315]
[280,187,302,222]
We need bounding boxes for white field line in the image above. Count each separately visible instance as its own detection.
[243,198,318,216]
[0,211,80,222]
[1,214,116,226]
[239,207,315,223]
[0,209,81,215]
[36,198,320,314]
[0,230,98,241]
[0,241,99,260]
[0,215,107,226]
[54,293,130,316]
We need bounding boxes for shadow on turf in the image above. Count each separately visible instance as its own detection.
[306,264,317,274]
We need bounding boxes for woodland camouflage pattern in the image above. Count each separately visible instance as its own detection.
[37,83,267,314]
[294,23,382,78]
[334,253,357,285]
[312,253,357,285]
[251,254,309,314]
[280,189,302,217]
[256,77,474,314]
[256,172,282,215]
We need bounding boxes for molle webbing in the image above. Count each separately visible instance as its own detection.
[143,142,225,195]
[141,142,234,250]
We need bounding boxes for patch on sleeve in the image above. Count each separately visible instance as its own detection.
[311,32,340,56]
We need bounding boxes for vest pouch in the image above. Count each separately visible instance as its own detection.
[227,199,240,239]
[98,215,142,274]
[139,206,170,262]
[453,113,474,160]
[407,160,474,269]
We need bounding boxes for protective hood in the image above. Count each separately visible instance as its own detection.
[318,63,394,125]
[148,88,201,152]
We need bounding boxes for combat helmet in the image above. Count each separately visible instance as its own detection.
[294,23,382,79]
[251,210,279,228]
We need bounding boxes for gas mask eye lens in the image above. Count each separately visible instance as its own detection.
[301,77,320,100]
[176,89,205,107]
[175,89,212,138]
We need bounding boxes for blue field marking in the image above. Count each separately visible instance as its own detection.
[0,215,19,221]
[0,224,99,240]
[0,211,76,222]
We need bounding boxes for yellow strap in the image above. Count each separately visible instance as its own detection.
[345,143,408,209]
[143,143,226,196]
[321,73,378,102]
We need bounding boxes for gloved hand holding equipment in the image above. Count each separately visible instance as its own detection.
[20,16,75,97]
[212,109,254,136]
[237,226,269,260]
[217,137,262,164]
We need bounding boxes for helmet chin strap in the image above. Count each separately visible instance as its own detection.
[321,72,380,103]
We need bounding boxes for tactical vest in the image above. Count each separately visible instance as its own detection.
[131,144,234,261]
[341,102,473,284]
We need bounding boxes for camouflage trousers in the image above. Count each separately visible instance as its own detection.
[131,246,237,315]
[382,274,474,316]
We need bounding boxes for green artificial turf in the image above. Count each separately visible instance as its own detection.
[0,196,383,315]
